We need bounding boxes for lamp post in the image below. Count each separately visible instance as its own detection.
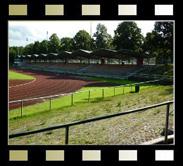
[25,38,28,63]
[46,31,48,53]
[90,21,92,37]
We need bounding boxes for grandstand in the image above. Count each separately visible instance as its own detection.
[47,63,87,72]
[78,64,139,76]
[23,62,54,69]
[17,48,156,78]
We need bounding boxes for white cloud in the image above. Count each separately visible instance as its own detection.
[9,30,22,40]
[9,20,155,47]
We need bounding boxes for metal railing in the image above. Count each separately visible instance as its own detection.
[129,73,173,81]
[9,100,174,145]
[9,80,159,117]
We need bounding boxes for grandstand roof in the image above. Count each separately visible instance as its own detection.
[72,49,92,59]
[18,49,155,60]
[21,55,27,58]
[117,49,154,58]
[39,53,48,59]
[91,49,119,58]
[58,51,72,59]
[33,54,39,58]
[40,53,48,56]
[91,49,154,59]
[46,53,58,59]
[27,55,32,58]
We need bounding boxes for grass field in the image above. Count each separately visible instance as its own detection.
[9,74,174,145]
[85,77,136,84]
[9,71,35,80]
[9,79,154,119]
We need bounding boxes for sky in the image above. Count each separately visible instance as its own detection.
[9,21,156,47]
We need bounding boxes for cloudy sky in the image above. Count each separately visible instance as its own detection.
[9,21,155,47]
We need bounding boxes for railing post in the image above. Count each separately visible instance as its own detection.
[21,100,23,117]
[71,94,73,106]
[88,91,90,102]
[65,126,69,145]
[49,97,52,111]
[164,103,170,144]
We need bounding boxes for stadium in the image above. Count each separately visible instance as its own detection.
[15,49,156,78]
[9,22,174,145]
[9,48,174,145]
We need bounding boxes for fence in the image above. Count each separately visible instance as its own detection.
[9,80,160,118]
[9,100,174,145]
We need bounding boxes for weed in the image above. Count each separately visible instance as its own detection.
[26,125,33,131]
[45,131,54,135]
[117,101,122,107]
[125,100,129,106]
[106,108,112,113]
[154,109,161,115]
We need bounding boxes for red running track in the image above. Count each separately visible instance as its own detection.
[9,69,118,110]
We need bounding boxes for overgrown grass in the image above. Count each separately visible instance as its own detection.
[140,64,173,76]
[9,84,174,145]
[9,71,35,80]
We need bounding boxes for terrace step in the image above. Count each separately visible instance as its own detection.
[124,65,150,79]
[77,64,93,73]
[44,63,57,69]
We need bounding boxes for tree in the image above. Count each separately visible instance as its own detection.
[9,47,17,63]
[93,23,112,49]
[18,46,24,55]
[72,30,93,51]
[142,32,157,54]
[23,43,34,55]
[153,21,173,63]
[49,33,61,53]
[143,21,173,63]
[60,37,72,51]
[33,41,41,54]
[112,22,144,51]
[39,40,49,53]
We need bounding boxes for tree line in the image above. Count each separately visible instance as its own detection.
[9,21,173,63]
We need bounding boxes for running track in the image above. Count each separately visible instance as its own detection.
[9,69,118,110]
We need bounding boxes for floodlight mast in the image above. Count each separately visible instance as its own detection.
[26,37,28,55]
[47,31,48,53]
[90,21,92,37]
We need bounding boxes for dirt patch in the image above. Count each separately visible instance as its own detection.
[9,79,34,87]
